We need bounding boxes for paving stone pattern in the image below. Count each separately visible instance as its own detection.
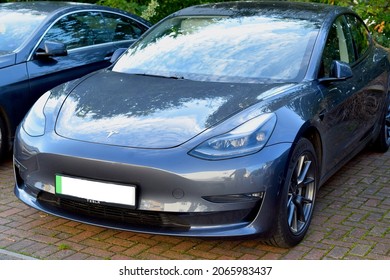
[0,150,389,260]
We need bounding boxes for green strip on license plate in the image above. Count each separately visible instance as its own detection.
[56,175,62,194]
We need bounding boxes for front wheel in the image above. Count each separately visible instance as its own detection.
[268,138,318,248]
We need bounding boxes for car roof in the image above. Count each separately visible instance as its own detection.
[0,1,96,14]
[0,1,151,26]
[173,1,352,23]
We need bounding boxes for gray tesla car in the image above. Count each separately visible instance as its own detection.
[14,1,390,247]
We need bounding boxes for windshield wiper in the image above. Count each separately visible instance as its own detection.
[134,73,185,80]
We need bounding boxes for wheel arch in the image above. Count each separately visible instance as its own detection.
[0,105,13,151]
[290,122,324,186]
[302,126,323,177]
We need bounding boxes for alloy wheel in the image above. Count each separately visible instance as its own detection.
[287,153,316,234]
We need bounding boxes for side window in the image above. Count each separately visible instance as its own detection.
[345,15,371,60]
[319,16,355,77]
[42,12,105,50]
[102,13,147,42]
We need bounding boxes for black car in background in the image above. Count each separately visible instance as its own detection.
[0,1,151,159]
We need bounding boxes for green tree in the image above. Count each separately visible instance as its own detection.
[293,0,389,48]
[97,0,148,15]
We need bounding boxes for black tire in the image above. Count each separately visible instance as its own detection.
[0,117,8,161]
[371,104,390,153]
[269,138,318,248]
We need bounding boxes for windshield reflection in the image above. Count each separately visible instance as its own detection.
[113,16,319,83]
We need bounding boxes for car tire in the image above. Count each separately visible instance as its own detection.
[268,138,318,248]
[0,117,8,161]
[371,104,390,153]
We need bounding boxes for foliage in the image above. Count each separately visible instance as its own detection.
[97,0,148,15]
[140,0,159,20]
[293,0,389,48]
[98,0,233,22]
[352,0,389,48]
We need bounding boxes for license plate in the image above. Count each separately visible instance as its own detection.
[55,175,136,207]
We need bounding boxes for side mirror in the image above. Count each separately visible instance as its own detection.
[36,41,68,57]
[110,48,127,63]
[330,60,353,79]
[319,60,353,83]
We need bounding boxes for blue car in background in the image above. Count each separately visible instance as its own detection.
[0,1,151,159]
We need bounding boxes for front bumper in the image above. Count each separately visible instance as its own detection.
[14,127,291,237]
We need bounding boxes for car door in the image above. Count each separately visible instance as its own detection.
[26,11,148,106]
[318,15,383,175]
[344,14,388,130]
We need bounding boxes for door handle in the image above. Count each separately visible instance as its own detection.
[104,52,114,61]
[319,109,326,121]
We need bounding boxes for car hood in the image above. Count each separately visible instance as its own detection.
[55,70,294,148]
[0,53,16,69]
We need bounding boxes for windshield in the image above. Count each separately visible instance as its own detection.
[113,15,320,83]
[0,10,46,53]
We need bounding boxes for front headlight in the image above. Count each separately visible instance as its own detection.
[189,113,277,160]
[22,91,51,136]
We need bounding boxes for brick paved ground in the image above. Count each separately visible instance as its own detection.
[0,149,389,260]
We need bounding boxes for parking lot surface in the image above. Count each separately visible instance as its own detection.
[0,149,389,260]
